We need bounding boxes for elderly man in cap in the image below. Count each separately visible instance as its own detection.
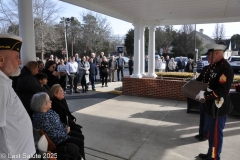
[0,34,35,158]
[195,42,234,160]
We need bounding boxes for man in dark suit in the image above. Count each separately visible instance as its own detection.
[196,43,234,160]
[128,55,134,75]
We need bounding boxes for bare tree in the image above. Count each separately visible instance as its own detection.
[79,12,112,55]
[155,25,177,54]
[171,24,203,56]
[109,35,124,55]
[0,0,63,60]
[213,23,225,41]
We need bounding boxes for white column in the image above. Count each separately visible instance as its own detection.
[145,25,157,78]
[18,0,36,65]
[140,26,146,76]
[130,23,142,78]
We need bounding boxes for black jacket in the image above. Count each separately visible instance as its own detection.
[204,59,234,117]
[177,60,185,70]
[16,66,46,117]
[101,61,108,70]
[51,97,78,128]
[196,65,210,83]
[41,68,59,88]
[128,59,133,71]
[185,61,194,72]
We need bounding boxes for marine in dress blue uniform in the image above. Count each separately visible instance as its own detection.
[195,63,211,141]
[196,43,234,160]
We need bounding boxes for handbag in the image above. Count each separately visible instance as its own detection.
[102,68,109,73]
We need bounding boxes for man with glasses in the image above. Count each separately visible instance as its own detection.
[196,42,234,160]
[66,56,79,94]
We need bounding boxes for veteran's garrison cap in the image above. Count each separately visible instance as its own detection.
[0,34,22,52]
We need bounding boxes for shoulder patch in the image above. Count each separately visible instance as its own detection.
[219,74,227,84]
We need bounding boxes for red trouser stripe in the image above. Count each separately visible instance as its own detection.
[213,118,219,160]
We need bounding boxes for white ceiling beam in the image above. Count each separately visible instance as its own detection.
[60,0,134,22]
[159,16,240,25]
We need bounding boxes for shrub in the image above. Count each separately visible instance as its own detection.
[155,72,240,83]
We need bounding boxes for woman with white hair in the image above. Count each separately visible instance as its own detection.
[50,84,84,138]
[155,55,162,72]
[168,58,176,72]
[160,56,166,72]
[31,92,85,159]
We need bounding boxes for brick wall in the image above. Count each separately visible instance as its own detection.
[122,76,236,101]
[122,76,187,101]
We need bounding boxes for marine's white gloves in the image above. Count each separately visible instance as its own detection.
[207,88,213,92]
[195,91,205,100]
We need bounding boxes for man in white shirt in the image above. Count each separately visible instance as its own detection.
[0,34,35,159]
[66,56,79,94]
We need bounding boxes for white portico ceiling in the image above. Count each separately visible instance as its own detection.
[61,0,240,25]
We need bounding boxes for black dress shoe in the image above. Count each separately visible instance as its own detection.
[199,136,207,141]
[202,158,213,160]
[75,91,80,93]
[92,89,96,91]
[198,153,209,159]
[195,134,202,139]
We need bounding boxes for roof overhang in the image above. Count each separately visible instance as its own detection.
[60,0,240,25]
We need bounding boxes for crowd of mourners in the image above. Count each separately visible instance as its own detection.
[1,33,232,160]
[153,55,205,73]
[10,51,128,159]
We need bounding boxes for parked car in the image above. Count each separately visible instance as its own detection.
[228,56,240,72]
[115,56,130,68]
[174,57,188,66]
[200,56,209,66]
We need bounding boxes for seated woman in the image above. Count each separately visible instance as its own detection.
[31,92,85,160]
[49,84,84,139]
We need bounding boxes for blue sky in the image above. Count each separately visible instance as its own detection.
[56,0,240,39]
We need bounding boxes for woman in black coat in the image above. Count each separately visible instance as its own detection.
[49,84,84,141]
[100,56,109,87]
[128,55,134,75]
[41,60,59,88]
[16,61,46,117]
